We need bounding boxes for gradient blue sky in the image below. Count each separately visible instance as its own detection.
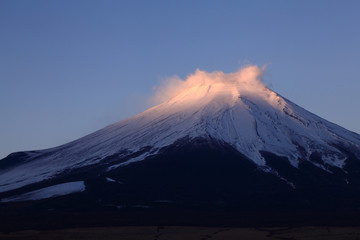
[1,0,359,159]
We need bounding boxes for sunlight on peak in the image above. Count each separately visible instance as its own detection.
[151,65,286,110]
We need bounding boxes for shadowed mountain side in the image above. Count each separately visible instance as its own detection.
[2,138,360,231]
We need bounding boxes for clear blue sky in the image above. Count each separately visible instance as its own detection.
[1,0,359,159]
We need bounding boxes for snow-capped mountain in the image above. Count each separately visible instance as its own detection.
[1,65,360,219]
[1,66,360,194]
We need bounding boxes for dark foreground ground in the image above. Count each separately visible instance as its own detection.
[2,206,360,240]
[2,226,360,240]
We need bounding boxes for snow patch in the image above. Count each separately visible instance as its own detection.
[0,181,85,202]
[259,166,296,189]
[107,150,158,171]
[106,177,124,184]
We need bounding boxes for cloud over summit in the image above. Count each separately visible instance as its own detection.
[151,65,267,105]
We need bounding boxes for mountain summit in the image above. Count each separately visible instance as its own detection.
[1,66,360,228]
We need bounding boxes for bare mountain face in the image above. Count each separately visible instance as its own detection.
[1,66,360,229]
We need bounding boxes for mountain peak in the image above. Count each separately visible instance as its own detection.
[153,65,281,109]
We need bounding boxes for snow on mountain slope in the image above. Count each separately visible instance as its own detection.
[0,181,85,202]
[1,65,360,193]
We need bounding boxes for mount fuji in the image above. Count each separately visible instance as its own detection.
[1,66,360,229]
